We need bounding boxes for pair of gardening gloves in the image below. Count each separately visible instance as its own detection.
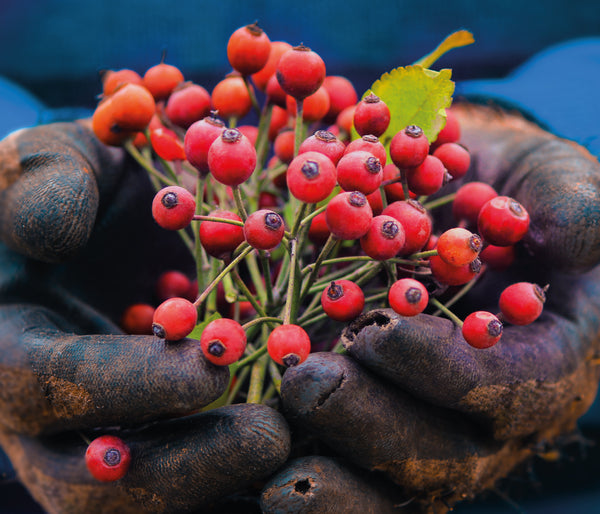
[2,44,600,513]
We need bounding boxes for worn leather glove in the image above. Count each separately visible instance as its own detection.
[261,102,600,513]
[0,122,291,513]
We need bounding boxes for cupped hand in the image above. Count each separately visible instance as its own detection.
[0,122,290,514]
[264,103,600,513]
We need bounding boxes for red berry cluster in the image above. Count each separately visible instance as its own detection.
[87,24,548,481]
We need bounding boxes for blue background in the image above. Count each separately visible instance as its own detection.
[1,1,600,512]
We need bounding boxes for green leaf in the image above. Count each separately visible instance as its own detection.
[188,311,222,340]
[358,65,455,148]
[413,30,475,69]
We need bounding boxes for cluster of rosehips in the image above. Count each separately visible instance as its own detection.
[86,22,547,481]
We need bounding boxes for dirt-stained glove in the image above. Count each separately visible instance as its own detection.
[0,122,291,514]
[262,102,600,513]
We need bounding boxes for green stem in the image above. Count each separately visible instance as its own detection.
[243,75,262,116]
[192,215,244,226]
[225,365,251,405]
[232,185,248,221]
[294,99,305,157]
[193,245,252,309]
[124,140,179,187]
[429,297,464,326]
[282,238,300,325]
[300,234,339,300]
[423,192,457,210]
[246,354,268,404]
[410,249,438,260]
[231,269,268,318]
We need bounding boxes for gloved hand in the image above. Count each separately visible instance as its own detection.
[261,102,600,513]
[0,122,291,514]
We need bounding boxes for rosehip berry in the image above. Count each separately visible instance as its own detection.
[477,196,530,246]
[436,227,483,266]
[366,188,384,216]
[207,128,257,186]
[266,73,289,108]
[325,191,374,240]
[433,142,471,180]
[152,186,196,230]
[267,105,290,141]
[156,270,193,302]
[479,244,516,271]
[109,83,156,132]
[388,278,429,317]
[211,74,253,120]
[336,150,383,195]
[344,134,387,166]
[452,182,498,226]
[322,75,358,123]
[353,93,390,137]
[432,107,461,148]
[320,280,365,322]
[184,115,226,176]
[382,200,432,255]
[389,125,430,169]
[150,127,186,161]
[200,318,247,365]
[273,128,296,164]
[360,215,405,261]
[286,86,331,122]
[462,311,503,349]
[499,282,547,325]
[120,303,155,335]
[298,130,346,165]
[85,435,131,482]
[276,44,326,100]
[308,210,331,246]
[405,154,448,196]
[152,297,198,341]
[336,104,356,136]
[92,97,132,147]
[286,151,337,203]
[251,40,293,92]
[381,164,406,203]
[199,210,245,259]
[429,255,482,286]
[102,68,143,96]
[143,62,184,100]
[237,125,259,146]
[243,209,285,250]
[165,82,212,129]
[227,22,271,76]
[267,324,311,367]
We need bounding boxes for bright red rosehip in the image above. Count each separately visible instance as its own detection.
[85,435,131,482]
[477,196,530,246]
[156,270,193,302]
[207,128,257,186]
[499,282,547,325]
[436,227,483,267]
[353,93,390,137]
[382,200,432,256]
[120,303,155,335]
[433,142,471,180]
[165,82,212,129]
[389,125,430,169]
[336,150,383,195]
[152,186,196,230]
[388,278,429,317]
[326,191,373,240]
[344,134,387,166]
[286,151,337,203]
[152,297,198,341]
[429,255,482,286]
[211,75,253,120]
[322,75,358,123]
[360,215,406,261]
[102,68,143,96]
[479,244,516,271]
[243,209,285,250]
[298,130,346,165]
[267,324,311,367]
[452,182,498,227]
[286,85,330,122]
[199,210,245,259]
[227,22,272,76]
[276,45,326,100]
[143,62,184,100]
[405,154,447,196]
[320,280,365,322]
[252,40,293,92]
[200,318,247,365]
[150,127,186,161]
[432,107,461,149]
[273,128,296,164]
[462,311,503,349]
[184,115,226,176]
